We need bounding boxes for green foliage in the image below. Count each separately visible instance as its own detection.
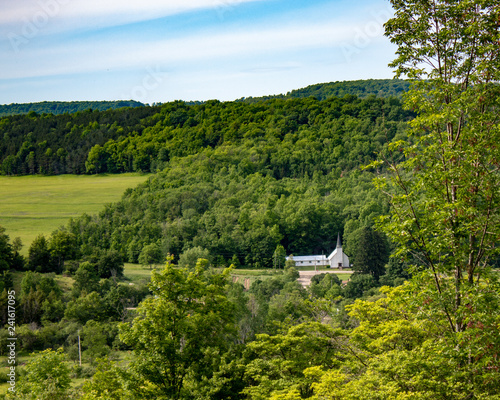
[309,273,342,299]
[6,349,71,400]
[272,245,286,270]
[137,243,163,269]
[381,0,500,334]
[0,106,156,175]
[347,225,389,281]
[118,260,237,399]
[0,100,144,117]
[19,271,62,324]
[96,250,124,278]
[79,357,130,400]
[66,91,411,268]
[177,246,210,269]
[72,262,100,297]
[81,321,112,364]
[242,322,344,400]
[306,283,500,399]
[0,226,24,272]
[343,274,377,299]
[27,235,54,273]
[49,230,77,274]
[64,292,106,324]
[0,81,411,177]
[240,79,410,103]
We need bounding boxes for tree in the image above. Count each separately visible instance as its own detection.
[0,227,14,272]
[348,226,389,281]
[272,245,286,270]
[79,357,129,400]
[82,320,111,364]
[19,272,62,324]
[6,349,71,400]
[342,273,377,299]
[352,1,500,397]
[72,262,100,297]
[177,246,210,269]
[64,291,106,324]
[305,284,500,399]
[242,322,344,400]
[138,243,163,270]
[85,144,108,174]
[118,259,236,399]
[49,230,77,274]
[379,0,500,333]
[28,235,53,273]
[97,250,124,278]
[10,237,25,271]
[309,273,342,299]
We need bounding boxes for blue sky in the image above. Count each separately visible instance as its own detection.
[0,0,397,104]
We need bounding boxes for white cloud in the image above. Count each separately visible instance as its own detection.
[2,20,381,80]
[0,0,267,29]
[0,0,396,103]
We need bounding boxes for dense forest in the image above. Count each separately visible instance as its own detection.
[0,101,144,118]
[0,106,159,175]
[61,94,411,269]
[0,79,409,176]
[239,78,410,103]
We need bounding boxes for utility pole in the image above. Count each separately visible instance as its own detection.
[78,331,82,367]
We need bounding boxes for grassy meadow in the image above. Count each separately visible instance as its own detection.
[0,173,151,253]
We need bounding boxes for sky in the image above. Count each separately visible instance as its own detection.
[0,0,397,104]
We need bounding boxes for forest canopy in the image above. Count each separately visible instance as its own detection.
[0,80,410,176]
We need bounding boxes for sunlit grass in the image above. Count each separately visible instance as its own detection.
[0,173,151,253]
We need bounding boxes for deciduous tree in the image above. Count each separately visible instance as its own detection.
[118,259,236,399]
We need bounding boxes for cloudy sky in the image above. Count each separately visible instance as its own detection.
[0,0,397,104]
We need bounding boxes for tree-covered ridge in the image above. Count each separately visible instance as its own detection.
[0,80,411,176]
[239,79,410,103]
[0,106,160,175]
[66,95,412,268]
[0,95,411,176]
[0,100,145,117]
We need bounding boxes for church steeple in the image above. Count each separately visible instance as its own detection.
[336,233,342,248]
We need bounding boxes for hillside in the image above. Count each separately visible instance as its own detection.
[64,95,412,268]
[0,100,145,117]
[239,79,410,103]
[0,105,160,175]
[0,80,410,177]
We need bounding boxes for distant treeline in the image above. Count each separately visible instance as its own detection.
[0,80,412,177]
[0,106,159,175]
[0,96,410,176]
[0,100,145,117]
[239,79,410,103]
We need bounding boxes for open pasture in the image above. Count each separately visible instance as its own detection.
[0,173,150,252]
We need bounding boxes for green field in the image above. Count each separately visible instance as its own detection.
[0,173,151,253]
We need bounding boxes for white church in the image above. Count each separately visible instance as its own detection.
[286,234,350,269]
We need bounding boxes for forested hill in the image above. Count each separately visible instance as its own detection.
[0,95,411,176]
[65,95,413,269]
[0,106,160,174]
[0,80,408,119]
[0,100,145,117]
[239,79,410,103]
